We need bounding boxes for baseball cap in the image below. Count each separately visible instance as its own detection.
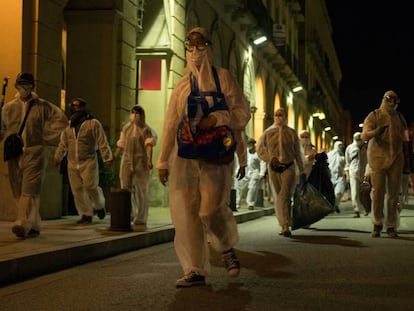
[15,72,35,87]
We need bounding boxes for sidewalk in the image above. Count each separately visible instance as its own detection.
[0,204,275,286]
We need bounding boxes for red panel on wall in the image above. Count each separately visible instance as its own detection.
[140,59,161,90]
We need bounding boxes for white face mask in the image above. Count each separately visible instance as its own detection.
[189,49,208,67]
[130,113,142,123]
[16,85,32,98]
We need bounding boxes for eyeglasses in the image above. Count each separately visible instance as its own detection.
[274,114,284,117]
[300,136,309,139]
[384,95,400,103]
[185,39,211,52]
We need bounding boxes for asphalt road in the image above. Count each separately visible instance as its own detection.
[1,203,414,311]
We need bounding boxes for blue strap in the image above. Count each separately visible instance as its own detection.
[190,67,227,115]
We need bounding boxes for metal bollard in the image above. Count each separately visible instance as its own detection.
[256,188,264,207]
[230,189,237,211]
[108,190,132,231]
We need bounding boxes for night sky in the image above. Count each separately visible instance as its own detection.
[326,1,414,128]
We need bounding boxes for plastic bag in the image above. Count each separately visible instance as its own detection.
[402,141,414,174]
[307,152,336,207]
[359,178,371,214]
[291,180,334,230]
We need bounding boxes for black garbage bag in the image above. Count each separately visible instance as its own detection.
[307,152,335,207]
[291,180,334,230]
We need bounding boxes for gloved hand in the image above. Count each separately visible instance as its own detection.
[300,173,307,185]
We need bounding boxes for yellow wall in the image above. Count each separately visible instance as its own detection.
[0,0,22,103]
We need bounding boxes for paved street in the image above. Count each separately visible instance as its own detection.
[0,197,414,310]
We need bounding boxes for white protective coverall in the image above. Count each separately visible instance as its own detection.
[156,29,250,276]
[299,130,317,178]
[344,132,367,214]
[235,144,267,208]
[1,92,68,235]
[54,116,113,218]
[361,90,407,232]
[117,120,157,225]
[256,108,305,234]
[232,130,247,209]
[327,141,346,209]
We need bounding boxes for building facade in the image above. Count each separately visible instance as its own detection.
[0,0,350,219]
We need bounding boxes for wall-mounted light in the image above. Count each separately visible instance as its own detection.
[324,126,331,132]
[253,35,267,45]
[292,86,303,93]
[312,112,326,120]
[332,135,339,140]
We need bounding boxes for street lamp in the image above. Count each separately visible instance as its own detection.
[253,35,267,45]
[292,86,303,93]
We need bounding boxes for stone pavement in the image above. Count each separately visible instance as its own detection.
[0,203,275,287]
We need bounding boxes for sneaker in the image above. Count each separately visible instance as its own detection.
[371,224,383,238]
[76,215,92,224]
[12,225,27,238]
[175,272,205,287]
[94,208,106,220]
[248,206,254,210]
[386,228,398,238]
[335,206,341,213]
[353,212,360,218]
[222,248,240,277]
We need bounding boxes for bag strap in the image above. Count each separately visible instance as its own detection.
[190,67,227,114]
[18,99,34,135]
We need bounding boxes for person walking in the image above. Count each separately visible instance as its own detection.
[156,27,250,287]
[344,132,368,218]
[0,72,68,238]
[232,130,247,210]
[236,138,266,210]
[54,98,113,224]
[256,108,305,237]
[299,130,317,178]
[361,90,408,238]
[113,105,157,226]
[327,140,346,213]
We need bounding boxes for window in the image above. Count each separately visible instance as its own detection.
[140,59,161,90]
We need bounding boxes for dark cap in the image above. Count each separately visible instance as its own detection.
[71,97,87,107]
[131,105,145,114]
[15,72,35,86]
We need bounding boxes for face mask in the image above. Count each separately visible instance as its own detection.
[189,49,207,67]
[16,85,32,98]
[130,113,142,123]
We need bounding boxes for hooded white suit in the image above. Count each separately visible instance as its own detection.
[327,141,346,208]
[156,27,250,276]
[361,90,407,232]
[1,92,68,236]
[344,132,367,214]
[55,114,113,218]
